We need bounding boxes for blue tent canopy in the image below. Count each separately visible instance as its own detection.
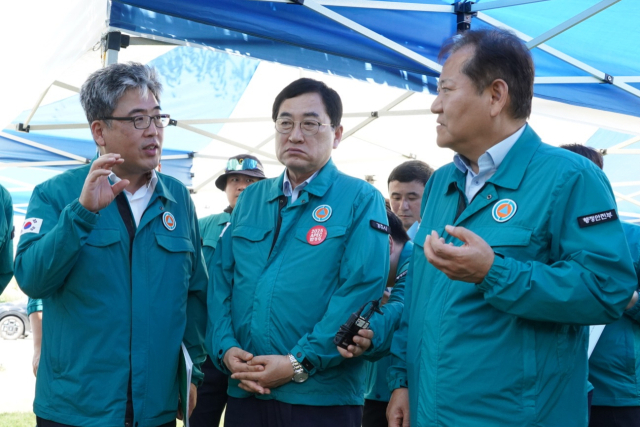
[109,0,640,117]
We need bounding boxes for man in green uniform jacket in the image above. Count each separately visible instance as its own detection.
[193,154,265,427]
[207,78,389,427]
[590,222,640,424]
[0,183,13,294]
[15,63,207,427]
[358,209,413,427]
[561,143,640,426]
[386,29,638,427]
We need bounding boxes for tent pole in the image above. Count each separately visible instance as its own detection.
[103,31,130,66]
[17,85,51,132]
[248,0,452,12]
[477,12,640,101]
[342,91,414,141]
[526,0,620,49]
[0,131,89,163]
[299,0,442,73]
[471,0,549,12]
[176,122,277,160]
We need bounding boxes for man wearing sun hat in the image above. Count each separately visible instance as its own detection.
[192,154,266,427]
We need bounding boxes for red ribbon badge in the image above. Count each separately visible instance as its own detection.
[306,225,327,245]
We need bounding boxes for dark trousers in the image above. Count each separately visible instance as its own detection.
[224,396,362,427]
[362,399,388,427]
[37,416,176,427]
[589,405,640,427]
[189,356,229,427]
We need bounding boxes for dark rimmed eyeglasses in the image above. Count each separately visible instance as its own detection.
[100,114,175,129]
[275,118,332,136]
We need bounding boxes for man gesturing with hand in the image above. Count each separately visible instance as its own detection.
[15,63,207,427]
[386,29,637,427]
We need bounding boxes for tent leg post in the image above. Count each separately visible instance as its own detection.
[102,31,130,66]
[455,1,476,32]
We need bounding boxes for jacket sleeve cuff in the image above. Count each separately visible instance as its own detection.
[191,365,204,387]
[69,198,100,225]
[290,345,318,376]
[27,298,43,316]
[476,252,508,293]
[387,372,409,391]
[624,295,640,323]
[215,338,241,375]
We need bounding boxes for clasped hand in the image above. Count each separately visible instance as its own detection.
[224,347,291,395]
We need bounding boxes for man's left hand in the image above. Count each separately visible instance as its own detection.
[231,355,293,394]
[337,328,374,358]
[177,383,197,421]
[423,225,494,283]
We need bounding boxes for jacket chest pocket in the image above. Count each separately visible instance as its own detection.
[473,226,534,260]
[294,225,347,244]
[232,225,272,267]
[155,233,195,285]
[85,229,121,247]
[79,229,123,268]
[291,225,347,264]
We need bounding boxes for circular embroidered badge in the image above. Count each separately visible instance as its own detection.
[163,212,177,231]
[491,199,517,223]
[312,205,332,222]
[306,225,328,245]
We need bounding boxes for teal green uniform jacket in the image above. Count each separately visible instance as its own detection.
[590,222,640,406]
[0,183,13,294]
[199,211,231,275]
[364,240,413,402]
[388,126,637,427]
[14,164,208,427]
[27,297,43,316]
[207,159,390,406]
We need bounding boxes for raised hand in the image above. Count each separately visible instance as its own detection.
[78,155,130,213]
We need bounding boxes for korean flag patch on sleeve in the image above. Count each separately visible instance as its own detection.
[21,218,43,235]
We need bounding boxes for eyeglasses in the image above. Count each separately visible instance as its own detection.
[100,114,174,129]
[227,158,260,171]
[275,118,332,136]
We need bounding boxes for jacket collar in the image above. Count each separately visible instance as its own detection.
[153,173,177,204]
[445,124,541,195]
[267,158,339,202]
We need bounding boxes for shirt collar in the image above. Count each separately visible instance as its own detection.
[109,169,158,195]
[453,125,526,176]
[282,169,319,197]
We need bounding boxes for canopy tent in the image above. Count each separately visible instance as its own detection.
[1,0,639,222]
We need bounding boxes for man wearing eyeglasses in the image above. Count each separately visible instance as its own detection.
[207,78,389,427]
[15,62,208,427]
[192,154,266,427]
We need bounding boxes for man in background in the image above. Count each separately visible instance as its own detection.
[337,209,413,427]
[387,160,432,239]
[561,143,640,427]
[193,154,266,427]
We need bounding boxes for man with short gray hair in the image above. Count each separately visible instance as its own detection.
[15,62,208,427]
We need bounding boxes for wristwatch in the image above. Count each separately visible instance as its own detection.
[287,353,309,383]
